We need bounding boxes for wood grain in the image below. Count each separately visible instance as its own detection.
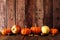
[0,0,60,30]
[53,0,60,30]
[7,0,15,28]
[16,0,25,28]
[0,34,60,40]
[0,0,6,31]
[25,0,35,27]
[36,0,44,27]
[43,0,53,28]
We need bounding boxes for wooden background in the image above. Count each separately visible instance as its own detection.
[0,0,60,31]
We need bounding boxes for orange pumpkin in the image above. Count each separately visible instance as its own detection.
[1,28,11,35]
[1,28,7,35]
[7,28,11,34]
[21,28,31,35]
[30,27,41,34]
[50,28,58,36]
[11,25,21,34]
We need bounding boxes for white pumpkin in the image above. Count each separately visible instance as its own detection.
[41,26,50,34]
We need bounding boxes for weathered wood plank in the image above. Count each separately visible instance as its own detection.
[25,0,35,27]
[36,0,44,27]
[7,0,15,28]
[24,36,38,40]
[16,0,25,28]
[0,35,60,40]
[53,0,60,30]
[43,0,53,28]
[0,0,6,31]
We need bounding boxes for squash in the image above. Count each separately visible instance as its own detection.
[1,28,11,35]
[30,27,41,34]
[50,28,58,36]
[21,28,31,35]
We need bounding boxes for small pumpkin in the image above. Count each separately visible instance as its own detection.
[50,28,58,36]
[1,28,7,35]
[21,28,31,35]
[30,27,41,34]
[41,25,50,34]
[1,28,11,35]
[11,25,21,34]
[7,28,11,34]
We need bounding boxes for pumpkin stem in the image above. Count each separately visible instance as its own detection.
[25,25,27,28]
[35,23,36,27]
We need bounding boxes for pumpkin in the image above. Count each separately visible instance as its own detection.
[1,28,7,35]
[6,28,11,34]
[21,28,31,35]
[41,25,50,34]
[30,27,41,34]
[50,28,58,36]
[1,28,11,35]
[11,25,21,34]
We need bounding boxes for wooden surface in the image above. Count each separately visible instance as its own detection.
[0,34,60,40]
[7,0,15,28]
[16,0,25,27]
[36,0,44,27]
[43,0,53,28]
[0,0,7,31]
[0,0,44,28]
[0,0,60,30]
[25,0,35,27]
[53,0,60,30]
[25,0,44,27]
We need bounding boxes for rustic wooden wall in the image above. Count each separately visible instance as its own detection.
[16,0,25,28]
[53,0,60,30]
[25,0,44,27]
[7,0,15,28]
[0,0,60,30]
[36,0,44,27]
[25,0,35,27]
[43,0,53,28]
[0,0,6,31]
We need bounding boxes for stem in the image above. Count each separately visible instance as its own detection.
[35,23,36,27]
[25,25,27,28]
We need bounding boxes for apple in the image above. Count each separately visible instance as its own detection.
[11,25,21,34]
[41,25,50,34]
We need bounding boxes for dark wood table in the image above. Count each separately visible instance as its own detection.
[0,34,60,40]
